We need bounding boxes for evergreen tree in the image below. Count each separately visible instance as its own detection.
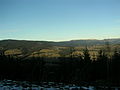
[111,49,120,85]
[83,47,91,63]
[97,50,108,81]
[81,47,92,82]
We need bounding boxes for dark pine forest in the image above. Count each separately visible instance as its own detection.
[0,46,120,86]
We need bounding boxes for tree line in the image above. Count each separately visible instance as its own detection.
[0,47,120,86]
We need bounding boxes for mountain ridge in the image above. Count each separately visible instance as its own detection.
[0,38,120,47]
[0,38,120,57]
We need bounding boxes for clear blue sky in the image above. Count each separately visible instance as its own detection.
[0,0,120,41]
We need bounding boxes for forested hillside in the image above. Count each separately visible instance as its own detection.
[0,39,120,58]
[0,47,120,86]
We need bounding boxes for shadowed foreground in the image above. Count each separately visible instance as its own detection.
[0,48,120,87]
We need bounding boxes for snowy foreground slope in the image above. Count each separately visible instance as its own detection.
[0,80,119,90]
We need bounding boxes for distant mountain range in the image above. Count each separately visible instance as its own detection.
[52,38,120,46]
[0,38,120,57]
[0,38,120,49]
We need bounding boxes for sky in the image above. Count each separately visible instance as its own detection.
[0,0,120,41]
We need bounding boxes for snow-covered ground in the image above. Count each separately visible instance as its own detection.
[0,80,119,90]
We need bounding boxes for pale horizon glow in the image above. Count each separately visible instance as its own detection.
[0,37,120,42]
